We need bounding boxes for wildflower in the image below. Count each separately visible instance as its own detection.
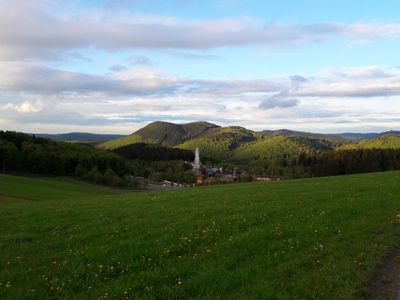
[394,214,400,224]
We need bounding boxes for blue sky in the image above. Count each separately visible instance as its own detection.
[0,0,399,133]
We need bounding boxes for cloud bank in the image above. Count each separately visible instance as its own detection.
[0,63,399,133]
[1,1,400,61]
[0,0,399,133]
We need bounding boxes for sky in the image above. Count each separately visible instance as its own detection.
[0,0,400,134]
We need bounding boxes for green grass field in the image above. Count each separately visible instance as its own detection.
[0,174,127,202]
[1,172,400,299]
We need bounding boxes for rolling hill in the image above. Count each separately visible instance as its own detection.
[262,129,400,142]
[97,121,400,163]
[338,134,400,150]
[178,129,335,161]
[231,135,315,162]
[36,132,126,144]
[99,121,220,149]
[1,172,400,298]
[98,122,342,162]
[177,126,260,160]
[100,134,149,150]
[338,130,400,141]
[261,129,347,145]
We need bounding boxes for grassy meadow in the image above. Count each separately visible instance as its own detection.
[1,172,400,299]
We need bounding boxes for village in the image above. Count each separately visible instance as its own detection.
[190,147,281,185]
[136,147,281,190]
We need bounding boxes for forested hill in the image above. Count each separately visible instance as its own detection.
[261,129,400,143]
[0,131,199,186]
[100,121,220,149]
[338,134,400,150]
[0,130,134,187]
[2,130,400,184]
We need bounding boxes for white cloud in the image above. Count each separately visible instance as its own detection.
[0,65,399,134]
[259,97,299,109]
[1,1,400,61]
[0,101,42,113]
[0,0,400,133]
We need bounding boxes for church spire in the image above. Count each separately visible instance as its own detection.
[193,147,201,170]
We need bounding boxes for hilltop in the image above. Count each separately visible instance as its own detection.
[100,121,220,149]
[98,122,338,160]
[97,121,400,163]
[35,123,400,155]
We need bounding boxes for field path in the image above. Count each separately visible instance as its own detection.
[368,248,400,300]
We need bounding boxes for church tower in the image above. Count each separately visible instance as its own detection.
[193,147,201,170]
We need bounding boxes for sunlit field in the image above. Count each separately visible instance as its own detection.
[1,172,400,299]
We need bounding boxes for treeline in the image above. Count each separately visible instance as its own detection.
[111,143,198,184]
[0,131,197,186]
[0,131,136,187]
[245,149,400,178]
[299,149,400,177]
[128,159,196,184]
[114,143,194,161]
[3,130,399,186]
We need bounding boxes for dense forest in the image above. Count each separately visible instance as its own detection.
[2,130,400,186]
[114,143,194,161]
[0,131,196,186]
[245,149,400,179]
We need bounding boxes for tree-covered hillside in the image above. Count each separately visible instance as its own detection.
[100,134,149,150]
[231,136,315,162]
[0,131,197,186]
[177,126,259,160]
[0,131,135,187]
[339,134,400,150]
[113,143,194,161]
[100,121,220,149]
[261,129,347,145]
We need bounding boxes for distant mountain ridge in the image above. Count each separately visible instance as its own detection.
[35,123,400,158]
[337,131,400,141]
[261,129,400,143]
[96,122,318,161]
[98,122,346,160]
[36,132,126,143]
[338,134,400,150]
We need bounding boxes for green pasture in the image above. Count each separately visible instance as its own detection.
[1,172,400,299]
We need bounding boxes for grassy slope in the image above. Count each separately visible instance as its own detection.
[339,134,400,150]
[99,134,147,150]
[0,174,124,202]
[1,172,400,299]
